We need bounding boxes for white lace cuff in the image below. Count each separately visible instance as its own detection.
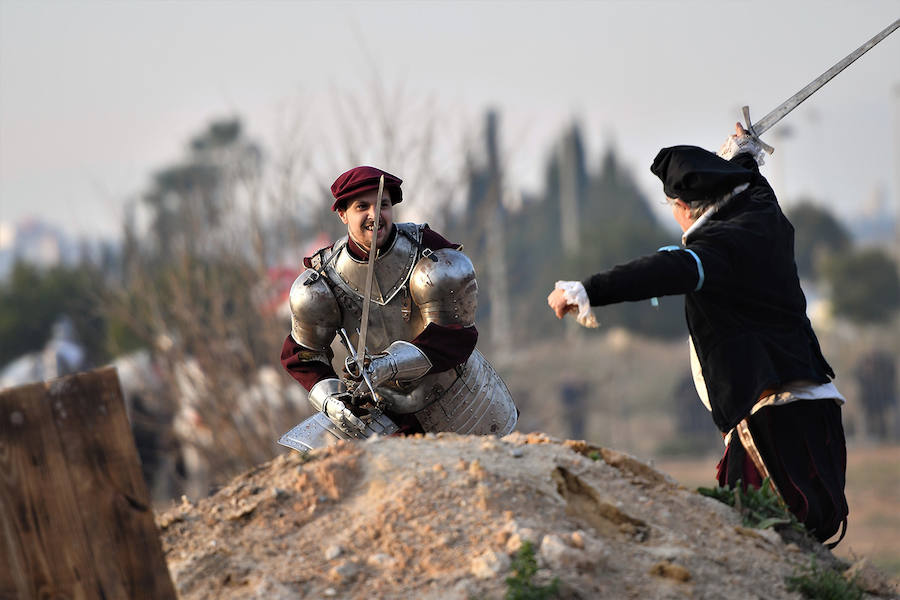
[554,281,599,328]
[717,134,766,166]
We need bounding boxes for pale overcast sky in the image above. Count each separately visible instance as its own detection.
[1,1,898,240]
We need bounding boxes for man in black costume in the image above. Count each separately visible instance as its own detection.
[548,124,848,545]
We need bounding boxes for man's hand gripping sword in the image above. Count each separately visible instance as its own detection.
[339,328,380,406]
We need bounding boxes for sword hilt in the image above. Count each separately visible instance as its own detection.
[741,106,776,155]
[337,327,379,405]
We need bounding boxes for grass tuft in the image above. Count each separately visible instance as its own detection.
[504,541,560,600]
[786,559,863,600]
[697,477,804,532]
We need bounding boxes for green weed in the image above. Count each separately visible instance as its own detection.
[504,541,560,600]
[786,559,863,600]
[697,478,804,532]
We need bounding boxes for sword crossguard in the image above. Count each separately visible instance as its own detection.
[336,327,380,405]
[741,106,775,155]
[344,354,363,379]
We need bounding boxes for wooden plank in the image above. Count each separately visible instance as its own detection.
[0,367,176,600]
[49,367,176,599]
[1,376,102,599]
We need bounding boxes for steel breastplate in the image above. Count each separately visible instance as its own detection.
[323,223,426,353]
[319,223,517,437]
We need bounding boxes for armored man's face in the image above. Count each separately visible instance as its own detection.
[337,189,394,251]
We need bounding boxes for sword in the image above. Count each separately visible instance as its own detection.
[339,327,378,404]
[354,175,385,388]
[742,18,899,154]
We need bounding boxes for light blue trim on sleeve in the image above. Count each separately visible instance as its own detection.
[657,245,705,291]
[683,249,704,291]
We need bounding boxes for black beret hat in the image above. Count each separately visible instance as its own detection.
[651,145,753,204]
[330,166,403,211]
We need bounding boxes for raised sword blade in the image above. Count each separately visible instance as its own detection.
[355,175,386,368]
[743,18,899,153]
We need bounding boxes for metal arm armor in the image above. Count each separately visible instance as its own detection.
[289,269,341,352]
[409,248,478,327]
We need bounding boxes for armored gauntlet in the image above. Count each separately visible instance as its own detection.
[364,340,433,387]
[308,378,366,434]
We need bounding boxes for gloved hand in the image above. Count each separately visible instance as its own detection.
[346,341,433,387]
[365,353,400,387]
[322,396,366,433]
[717,122,766,165]
[308,378,366,434]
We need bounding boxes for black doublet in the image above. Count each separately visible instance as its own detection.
[581,154,834,432]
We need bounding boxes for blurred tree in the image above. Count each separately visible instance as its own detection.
[785,200,852,280]
[823,247,900,324]
[447,110,512,353]
[443,111,562,349]
[571,147,684,338]
[119,116,272,353]
[106,116,306,496]
[142,118,262,259]
[0,261,109,367]
[450,118,685,344]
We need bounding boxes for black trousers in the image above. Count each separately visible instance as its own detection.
[718,400,848,544]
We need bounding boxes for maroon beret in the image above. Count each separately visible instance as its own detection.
[330,166,403,211]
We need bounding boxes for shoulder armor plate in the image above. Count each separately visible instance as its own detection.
[289,269,341,351]
[409,248,477,326]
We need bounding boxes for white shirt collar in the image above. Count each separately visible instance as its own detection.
[681,183,749,245]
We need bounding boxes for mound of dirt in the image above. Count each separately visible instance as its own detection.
[157,432,897,599]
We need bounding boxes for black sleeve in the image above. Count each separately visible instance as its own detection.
[729,152,761,173]
[580,250,702,306]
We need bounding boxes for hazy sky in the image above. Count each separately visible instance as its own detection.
[1,1,898,240]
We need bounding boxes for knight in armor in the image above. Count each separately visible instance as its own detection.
[280,166,517,446]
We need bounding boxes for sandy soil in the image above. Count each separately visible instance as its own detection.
[157,432,897,599]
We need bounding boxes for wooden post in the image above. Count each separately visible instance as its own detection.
[0,366,177,599]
